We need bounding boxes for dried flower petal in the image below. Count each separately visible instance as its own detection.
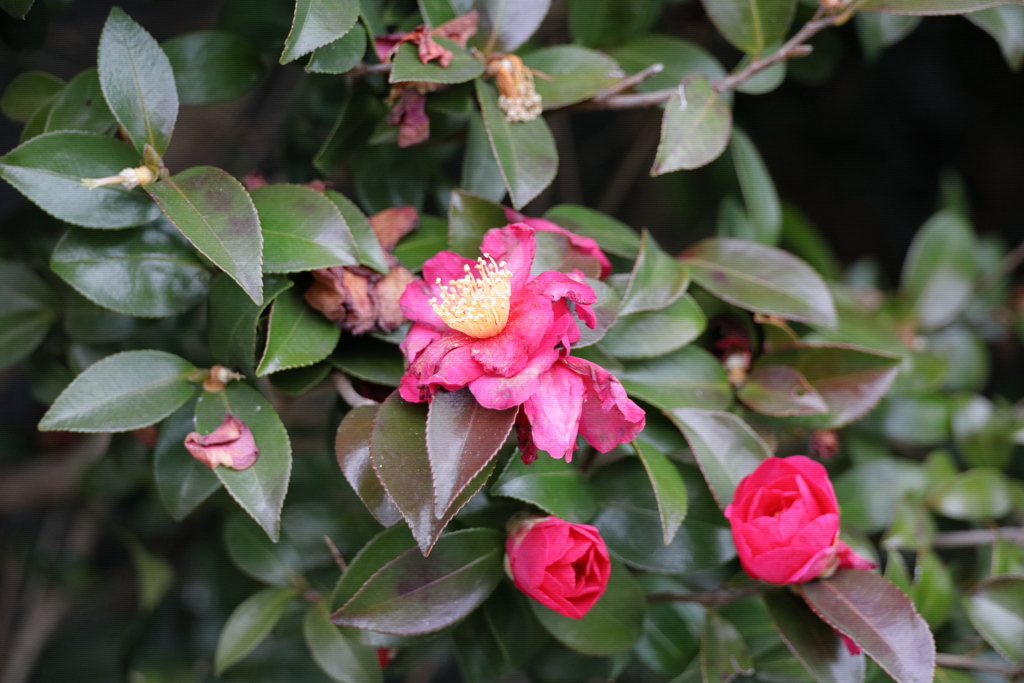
[184,414,259,470]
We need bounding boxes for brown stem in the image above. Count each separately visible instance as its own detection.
[347,61,393,79]
[930,527,1024,548]
[935,653,1024,677]
[592,63,665,101]
[647,583,766,608]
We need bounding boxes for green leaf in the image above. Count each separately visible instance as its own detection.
[461,111,507,203]
[734,52,786,95]
[257,288,340,375]
[764,588,865,683]
[566,0,662,49]
[147,166,263,305]
[731,127,781,246]
[521,45,622,109]
[863,0,1023,15]
[491,450,600,523]
[307,25,367,74]
[951,395,1015,469]
[900,210,976,328]
[330,525,417,612]
[208,274,293,376]
[390,37,485,84]
[635,601,702,677]
[225,511,304,587]
[44,68,118,136]
[752,345,901,428]
[453,584,550,683]
[910,550,953,630]
[964,576,1024,664]
[0,131,162,229]
[612,35,728,95]
[591,459,734,573]
[336,405,403,527]
[665,407,770,510]
[780,204,843,281]
[325,189,391,274]
[0,260,55,370]
[215,587,297,674]
[427,388,517,517]
[543,204,641,259]
[475,79,558,210]
[834,459,926,534]
[0,0,34,20]
[634,441,689,545]
[799,569,935,683]
[737,366,829,417]
[50,223,211,318]
[652,77,732,174]
[601,294,705,359]
[154,399,221,521]
[331,335,405,387]
[928,467,1012,521]
[683,237,838,327]
[253,184,359,273]
[269,362,330,395]
[280,0,360,64]
[19,99,53,143]
[163,31,265,105]
[332,528,504,634]
[448,188,506,256]
[968,6,1024,70]
[530,557,644,656]
[701,0,797,54]
[418,0,457,26]
[1,70,64,122]
[474,0,550,52]
[125,538,174,611]
[195,382,292,541]
[98,7,178,155]
[702,610,755,683]
[303,604,383,683]
[855,12,921,62]
[40,350,197,432]
[617,230,690,316]
[615,346,732,411]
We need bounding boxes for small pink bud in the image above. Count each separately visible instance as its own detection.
[184,414,259,470]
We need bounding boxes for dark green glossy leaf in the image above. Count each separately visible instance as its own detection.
[543,204,641,259]
[280,0,360,64]
[969,6,1024,70]
[394,214,448,273]
[1,70,63,122]
[474,0,550,52]
[0,0,34,21]
[256,288,340,375]
[154,399,221,521]
[461,111,507,203]
[208,274,293,376]
[964,576,1024,664]
[618,230,690,316]
[530,558,644,655]
[701,0,797,54]
[635,601,702,677]
[51,222,210,318]
[834,459,925,534]
[0,131,162,229]
[734,51,786,95]
[44,68,118,135]
[336,405,403,528]
[215,587,297,674]
[303,604,383,683]
[592,459,734,573]
[475,79,558,210]
[98,7,178,155]
[900,211,976,328]
[225,512,303,587]
[163,30,265,105]
[780,204,843,281]
[390,37,484,84]
[324,189,390,274]
[856,12,921,62]
[40,350,197,432]
[418,0,457,26]
[307,25,367,74]
[253,184,359,273]
[702,610,754,683]
[427,388,517,517]
[652,77,732,174]
[491,451,600,523]
[331,525,417,612]
[195,382,292,541]
[147,166,263,305]
[634,440,689,545]
[19,99,52,143]
[616,346,732,411]
[864,0,1021,14]
[612,35,727,95]
[448,189,506,256]
[521,45,621,109]
[566,0,661,49]
[764,588,865,683]
[666,407,770,511]
[910,550,953,629]
[269,362,330,395]
[601,294,705,359]
[0,260,55,370]
[331,335,405,387]
[737,365,828,417]
[928,467,1012,520]
[799,570,935,683]
[63,290,133,342]
[683,238,838,327]
[731,128,781,246]
[332,528,504,634]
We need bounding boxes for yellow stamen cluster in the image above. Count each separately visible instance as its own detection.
[430,255,512,339]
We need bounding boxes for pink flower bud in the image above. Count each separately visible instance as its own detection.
[184,414,258,470]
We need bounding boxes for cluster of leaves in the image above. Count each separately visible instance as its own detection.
[2,0,1024,683]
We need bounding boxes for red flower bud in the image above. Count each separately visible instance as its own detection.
[184,414,258,470]
[505,516,611,619]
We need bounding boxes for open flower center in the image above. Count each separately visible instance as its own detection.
[430,255,512,339]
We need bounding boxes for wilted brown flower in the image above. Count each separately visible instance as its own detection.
[485,53,548,123]
[374,10,478,67]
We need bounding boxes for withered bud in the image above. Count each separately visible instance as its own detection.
[203,365,245,393]
[810,429,840,460]
[485,54,547,123]
[184,414,259,470]
[306,265,417,335]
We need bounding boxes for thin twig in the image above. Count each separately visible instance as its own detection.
[935,653,1024,677]
[929,527,1024,548]
[974,238,1024,296]
[332,373,378,408]
[347,62,393,79]
[592,63,664,102]
[324,535,348,572]
[647,583,766,608]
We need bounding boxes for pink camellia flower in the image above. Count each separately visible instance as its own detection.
[504,208,612,278]
[505,516,611,619]
[398,223,645,462]
[724,456,876,585]
[184,414,259,470]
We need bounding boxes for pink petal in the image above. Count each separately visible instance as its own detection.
[468,347,560,410]
[470,292,555,376]
[374,34,404,62]
[399,278,447,330]
[399,323,443,364]
[505,208,613,278]
[184,413,259,470]
[561,356,645,453]
[480,224,536,293]
[522,363,585,461]
[836,541,878,571]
